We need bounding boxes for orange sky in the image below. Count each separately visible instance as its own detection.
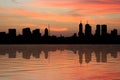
[0,0,120,36]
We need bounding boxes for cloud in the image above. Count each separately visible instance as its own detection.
[80,0,120,4]
[69,8,120,15]
[50,27,68,32]
[0,0,120,29]
[11,0,22,4]
[11,0,17,3]
[25,0,120,16]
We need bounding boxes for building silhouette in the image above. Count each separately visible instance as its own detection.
[101,24,107,36]
[78,22,84,37]
[85,23,92,37]
[8,29,16,37]
[0,23,120,44]
[111,29,117,37]
[22,28,31,37]
[32,29,41,37]
[0,32,6,42]
[44,28,49,37]
[95,24,100,36]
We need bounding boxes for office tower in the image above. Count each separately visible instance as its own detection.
[0,32,6,37]
[32,29,41,37]
[22,28,31,37]
[85,23,92,37]
[111,29,117,36]
[8,29,16,37]
[101,24,107,36]
[78,22,84,37]
[95,24,100,36]
[44,28,49,37]
[73,33,77,37]
[0,32,6,40]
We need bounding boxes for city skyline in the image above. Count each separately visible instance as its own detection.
[0,23,118,36]
[0,22,119,44]
[0,23,119,36]
[0,0,120,36]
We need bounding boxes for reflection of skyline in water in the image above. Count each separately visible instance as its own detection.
[0,45,119,64]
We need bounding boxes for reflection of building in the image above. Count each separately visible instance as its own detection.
[22,52,31,59]
[85,52,92,63]
[43,50,49,59]
[78,51,83,64]
[101,52,107,62]
[8,53,16,58]
[0,45,119,64]
[95,51,101,62]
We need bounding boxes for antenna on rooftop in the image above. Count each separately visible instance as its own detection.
[48,24,50,36]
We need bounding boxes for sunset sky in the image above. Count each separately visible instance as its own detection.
[0,0,120,36]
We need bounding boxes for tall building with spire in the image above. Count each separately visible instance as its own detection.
[85,23,92,37]
[48,24,50,36]
[78,22,84,37]
[44,28,49,37]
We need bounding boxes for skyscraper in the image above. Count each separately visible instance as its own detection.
[101,24,107,36]
[85,23,92,37]
[111,29,117,36]
[22,28,31,37]
[44,28,49,37]
[0,32,6,40]
[32,29,41,37]
[8,29,16,37]
[78,22,84,37]
[95,24,100,36]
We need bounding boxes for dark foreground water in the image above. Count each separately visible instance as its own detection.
[0,45,120,80]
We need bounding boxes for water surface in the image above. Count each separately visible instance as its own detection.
[0,45,120,80]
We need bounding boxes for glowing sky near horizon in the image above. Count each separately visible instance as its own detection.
[0,0,120,36]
